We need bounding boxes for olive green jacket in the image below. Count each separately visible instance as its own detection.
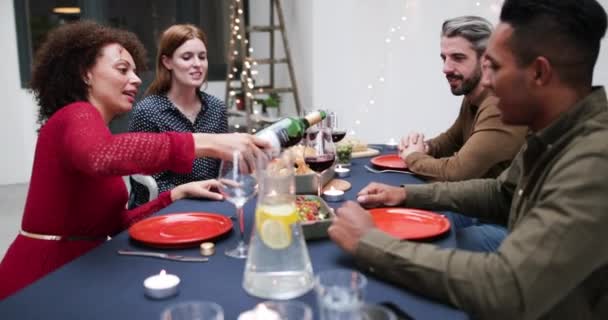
[356,87,608,320]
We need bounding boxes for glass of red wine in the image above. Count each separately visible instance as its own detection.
[327,112,347,143]
[304,128,336,197]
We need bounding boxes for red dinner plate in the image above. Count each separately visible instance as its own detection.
[370,154,408,170]
[369,208,450,240]
[129,212,233,248]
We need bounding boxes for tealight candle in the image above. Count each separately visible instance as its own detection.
[200,242,215,256]
[238,303,281,320]
[143,269,180,299]
[334,165,351,178]
[386,137,398,150]
[323,186,345,202]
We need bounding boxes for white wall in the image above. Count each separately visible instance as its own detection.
[2,0,608,185]
[1,0,37,185]
[307,0,608,143]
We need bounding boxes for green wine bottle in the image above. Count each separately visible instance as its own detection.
[256,111,326,157]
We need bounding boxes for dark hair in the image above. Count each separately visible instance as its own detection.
[146,24,209,96]
[30,20,147,128]
[500,0,607,86]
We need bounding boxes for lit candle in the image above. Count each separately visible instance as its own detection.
[386,137,398,150]
[334,165,351,178]
[323,186,345,202]
[143,269,180,299]
[238,303,281,320]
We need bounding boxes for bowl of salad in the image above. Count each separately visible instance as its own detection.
[296,195,335,240]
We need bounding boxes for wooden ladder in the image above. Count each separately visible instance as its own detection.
[224,0,301,132]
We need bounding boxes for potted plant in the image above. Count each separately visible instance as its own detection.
[263,93,281,118]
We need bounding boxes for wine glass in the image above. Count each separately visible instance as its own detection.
[304,128,336,197]
[327,112,347,143]
[219,151,258,259]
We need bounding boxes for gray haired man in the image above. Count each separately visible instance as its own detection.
[398,16,528,252]
[399,16,526,182]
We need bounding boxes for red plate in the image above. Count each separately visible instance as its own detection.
[370,154,408,170]
[369,208,450,240]
[129,212,233,248]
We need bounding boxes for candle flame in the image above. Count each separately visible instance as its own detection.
[160,269,166,276]
[330,186,337,191]
[269,190,277,196]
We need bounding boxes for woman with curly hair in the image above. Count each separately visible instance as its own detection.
[128,24,228,208]
[0,21,269,299]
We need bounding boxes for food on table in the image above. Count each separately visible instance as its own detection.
[340,137,368,152]
[285,145,316,175]
[295,196,330,222]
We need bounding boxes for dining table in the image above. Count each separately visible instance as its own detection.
[0,146,468,320]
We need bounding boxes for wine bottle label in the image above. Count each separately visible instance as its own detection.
[256,129,281,158]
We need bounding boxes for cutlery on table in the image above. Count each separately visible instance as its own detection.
[117,249,209,262]
[364,165,413,175]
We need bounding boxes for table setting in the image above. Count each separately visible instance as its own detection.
[0,136,467,319]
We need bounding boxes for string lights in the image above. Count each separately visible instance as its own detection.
[350,0,504,137]
[227,0,260,113]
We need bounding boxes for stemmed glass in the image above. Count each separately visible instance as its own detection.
[304,127,336,197]
[327,112,347,143]
[219,151,258,259]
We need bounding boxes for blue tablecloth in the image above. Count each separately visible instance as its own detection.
[0,147,468,319]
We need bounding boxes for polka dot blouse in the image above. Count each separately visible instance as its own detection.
[128,91,228,207]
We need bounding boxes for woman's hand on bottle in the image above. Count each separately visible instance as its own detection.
[170,179,224,202]
[193,133,270,172]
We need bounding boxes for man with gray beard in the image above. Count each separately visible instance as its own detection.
[399,16,527,181]
[398,16,528,252]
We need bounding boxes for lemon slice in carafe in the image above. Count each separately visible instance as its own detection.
[256,203,298,249]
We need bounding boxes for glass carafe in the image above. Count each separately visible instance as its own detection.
[243,153,314,300]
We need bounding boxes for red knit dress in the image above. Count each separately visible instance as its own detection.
[0,102,195,299]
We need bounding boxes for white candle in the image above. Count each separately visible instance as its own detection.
[386,137,398,149]
[323,186,345,202]
[238,304,281,320]
[334,165,351,178]
[143,269,180,299]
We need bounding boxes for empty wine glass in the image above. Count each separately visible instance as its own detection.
[304,128,336,197]
[219,151,258,259]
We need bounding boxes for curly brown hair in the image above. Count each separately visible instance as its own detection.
[30,20,148,128]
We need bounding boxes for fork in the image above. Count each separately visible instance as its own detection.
[364,165,413,175]
[117,249,209,262]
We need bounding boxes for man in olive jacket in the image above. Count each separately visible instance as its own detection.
[329,0,608,319]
